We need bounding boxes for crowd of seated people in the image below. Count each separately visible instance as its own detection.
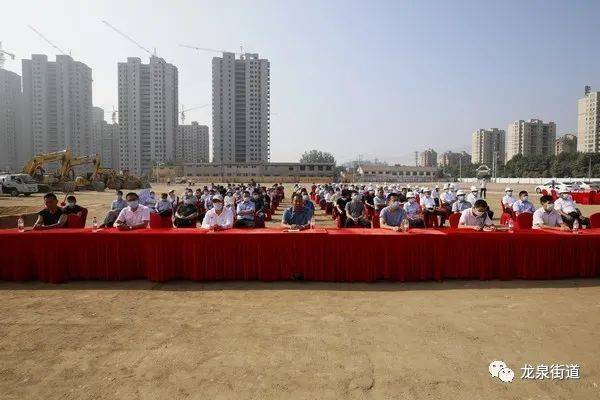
[29,181,595,232]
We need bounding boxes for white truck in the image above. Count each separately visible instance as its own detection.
[0,174,39,197]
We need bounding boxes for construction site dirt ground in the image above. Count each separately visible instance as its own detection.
[1,182,600,399]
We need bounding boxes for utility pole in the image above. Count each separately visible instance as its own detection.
[588,155,592,181]
[459,156,462,180]
[415,151,419,167]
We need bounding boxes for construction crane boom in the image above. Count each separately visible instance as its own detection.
[102,20,154,56]
[179,44,243,56]
[0,42,16,68]
[28,25,67,55]
[179,104,209,124]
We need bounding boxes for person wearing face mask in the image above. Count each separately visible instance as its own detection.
[553,189,590,228]
[502,187,517,211]
[114,192,150,230]
[61,195,84,216]
[420,188,447,226]
[372,187,388,212]
[100,190,127,228]
[167,190,178,209]
[345,191,370,228]
[458,199,496,231]
[403,192,425,228]
[440,184,457,209]
[202,194,234,230]
[302,192,315,211]
[174,195,199,228]
[533,195,569,230]
[235,191,256,227]
[252,189,266,225]
[379,193,407,231]
[155,193,173,217]
[512,190,535,215]
[466,186,480,206]
[363,187,376,213]
[451,190,472,213]
[335,189,352,222]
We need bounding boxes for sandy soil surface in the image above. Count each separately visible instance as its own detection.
[2,182,600,227]
[1,280,599,399]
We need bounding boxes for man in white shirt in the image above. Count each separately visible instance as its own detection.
[115,192,150,230]
[501,187,517,211]
[479,179,487,199]
[458,199,496,231]
[201,194,234,230]
[403,191,425,228]
[420,188,447,226]
[466,186,479,205]
[554,189,590,228]
[533,195,569,230]
[440,184,457,206]
[512,191,535,215]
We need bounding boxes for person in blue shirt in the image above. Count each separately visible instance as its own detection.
[282,193,314,230]
[512,190,535,215]
[235,191,256,227]
[379,193,407,231]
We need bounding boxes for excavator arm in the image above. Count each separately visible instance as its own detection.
[22,149,72,177]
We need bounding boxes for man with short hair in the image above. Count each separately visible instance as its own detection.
[62,195,84,216]
[33,193,68,230]
[155,193,173,217]
[235,191,256,227]
[282,193,313,230]
[100,190,127,228]
[512,191,535,215]
[174,195,198,228]
[202,194,234,230]
[458,199,496,231]
[114,192,150,230]
[554,189,590,228]
[451,190,472,213]
[379,193,407,231]
[373,187,388,212]
[533,195,569,230]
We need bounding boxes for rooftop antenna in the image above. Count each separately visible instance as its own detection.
[28,25,67,55]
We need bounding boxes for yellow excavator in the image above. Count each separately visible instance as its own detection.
[22,149,75,192]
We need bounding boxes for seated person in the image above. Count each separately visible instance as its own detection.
[155,193,173,217]
[61,195,84,216]
[235,191,256,227]
[403,192,425,228]
[554,189,590,228]
[502,187,517,211]
[512,191,535,215]
[100,190,126,228]
[458,199,496,231]
[201,195,234,230]
[344,192,370,228]
[33,192,68,230]
[335,189,352,219]
[420,188,447,225]
[281,193,314,230]
[174,195,198,228]
[167,190,179,209]
[533,195,570,231]
[114,192,150,230]
[302,192,315,211]
[466,186,480,206]
[451,190,472,213]
[363,188,375,211]
[379,193,407,231]
[372,187,388,212]
[440,184,457,210]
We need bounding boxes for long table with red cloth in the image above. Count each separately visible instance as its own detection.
[1,228,600,283]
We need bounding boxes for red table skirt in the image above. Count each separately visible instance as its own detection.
[1,228,600,283]
[570,191,600,205]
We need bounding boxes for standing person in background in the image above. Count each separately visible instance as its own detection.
[479,178,487,199]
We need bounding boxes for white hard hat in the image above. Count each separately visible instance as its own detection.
[559,187,570,193]
[456,190,465,196]
[212,194,223,202]
[423,187,431,192]
[505,187,512,192]
[407,191,416,198]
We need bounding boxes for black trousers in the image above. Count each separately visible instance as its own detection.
[480,188,487,198]
[562,212,590,228]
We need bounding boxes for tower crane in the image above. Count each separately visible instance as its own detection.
[28,25,67,55]
[0,42,16,69]
[179,104,209,124]
[101,20,155,57]
[179,44,245,56]
[103,106,119,124]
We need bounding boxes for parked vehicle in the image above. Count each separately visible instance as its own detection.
[0,174,39,196]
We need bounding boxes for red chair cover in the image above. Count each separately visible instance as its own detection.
[423,213,438,228]
[449,213,461,229]
[371,212,380,229]
[590,212,600,229]
[515,213,533,230]
[150,213,173,229]
[66,214,85,228]
[326,202,334,215]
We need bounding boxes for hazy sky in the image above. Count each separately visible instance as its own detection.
[2,0,600,164]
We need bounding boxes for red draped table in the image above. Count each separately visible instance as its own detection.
[1,228,599,283]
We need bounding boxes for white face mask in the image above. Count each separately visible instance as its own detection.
[390,201,400,210]
[457,195,465,201]
[522,196,528,202]
[544,203,555,211]
[408,198,415,203]
[214,203,223,211]
[561,194,569,199]
[473,209,484,217]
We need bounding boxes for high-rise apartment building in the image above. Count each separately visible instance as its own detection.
[471,128,505,166]
[118,56,178,175]
[21,54,93,161]
[212,52,270,163]
[91,106,119,169]
[437,151,471,167]
[577,87,599,153]
[506,119,556,160]
[176,121,209,163]
[555,133,577,155]
[419,148,437,167]
[0,68,22,171]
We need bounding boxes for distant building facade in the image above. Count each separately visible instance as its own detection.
[472,128,505,166]
[0,68,22,171]
[118,56,178,175]
[91,106,119,169]
[419,148,437,167]
[555,133,577,155]
[506,119,556,161]
[438,151,471,167]
[356,164,438,182]
[182,162,334,182]
[577,87,599,153]
[212,52,270,163]
[176,122,209,164]
[21,54,93,161]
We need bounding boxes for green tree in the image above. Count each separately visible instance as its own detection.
[299,150,336,164]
